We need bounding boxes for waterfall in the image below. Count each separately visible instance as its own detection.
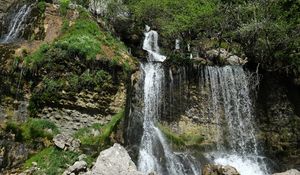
[202,66,269,175]
[137,28,200,175]
[0,4,32,43]
[142,28,166,62]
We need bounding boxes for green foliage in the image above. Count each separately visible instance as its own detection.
[128,0,218,37]
[5,119,59,142]
[25,44,50,68]
[59,0,70,15]
[37,1,46,13]
[23,147,79,175]
[25,10,131,68]
[219,0,300,74]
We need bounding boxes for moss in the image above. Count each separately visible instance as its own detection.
[158,123,204,150]
[98,109,124,145]
[74,109,125,148]
[23,147,79,175]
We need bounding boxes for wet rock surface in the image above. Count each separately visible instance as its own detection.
[256,72,300,170]
[273,169,300,175]
[202,164,240,175]
[63,160,87,175]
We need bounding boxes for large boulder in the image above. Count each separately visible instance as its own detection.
[202,164,240,175]
[273,169,300,175]
[85,143,142,175]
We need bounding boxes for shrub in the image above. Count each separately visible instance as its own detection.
[37,1,46,13]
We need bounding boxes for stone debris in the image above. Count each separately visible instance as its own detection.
[53,134,80,151]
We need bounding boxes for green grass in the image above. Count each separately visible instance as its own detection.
[74,123,102,145]
[5,118,59,142]
[24,8,133,70]
[23,147,79,175]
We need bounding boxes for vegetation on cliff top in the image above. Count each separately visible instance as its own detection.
[126,0,300,76]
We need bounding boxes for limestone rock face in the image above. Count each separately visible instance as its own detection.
[86,143,142,175]
[53,134,80,151]
[273,169,300,175]
[203,164,240,175]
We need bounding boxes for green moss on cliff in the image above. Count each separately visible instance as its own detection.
[74,109,124,146]
[158,123,204,150]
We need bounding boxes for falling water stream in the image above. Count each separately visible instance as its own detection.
[134,26,269,175]
[202,66,269,175]
[0,4,32,43]
[138,27,200,175]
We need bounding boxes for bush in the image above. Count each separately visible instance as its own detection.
[37,1,46,13]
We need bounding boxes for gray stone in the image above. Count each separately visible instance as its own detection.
[63,160,87,175]
[53,134,80,151]
[203,164,240,175]
[206,48,247,65]
[78,154,87,161]
[85,143,142,175]
[273,169,300,175]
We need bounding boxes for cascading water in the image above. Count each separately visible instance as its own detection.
[201,66,269,175]
[138,27,200,175]
[0,4,32,43]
